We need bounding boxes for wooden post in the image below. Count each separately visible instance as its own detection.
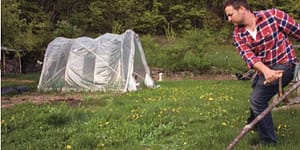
[18,55,22,73]
[295,45,300,96]
[3,52,6,74]
[297,69,300,96]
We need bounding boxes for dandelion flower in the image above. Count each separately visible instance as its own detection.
[66,144,72,150]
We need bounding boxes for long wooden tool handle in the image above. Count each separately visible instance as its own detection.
[226,81,300,150]
[279,77,283,96]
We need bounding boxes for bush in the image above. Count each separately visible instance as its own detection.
[142,29,214,72]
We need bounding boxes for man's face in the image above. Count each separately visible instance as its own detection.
[225,5,244,26]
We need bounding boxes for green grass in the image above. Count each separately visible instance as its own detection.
[205,44,248,74]
[1,73,40,88]
[2,79,300,150]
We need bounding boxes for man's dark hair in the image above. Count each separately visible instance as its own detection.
[224,0,250,10]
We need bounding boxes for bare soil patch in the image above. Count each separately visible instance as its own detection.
[155,73,235,81]
[2,73,299,110]
[1,93,83,109]
[1,74,234,109]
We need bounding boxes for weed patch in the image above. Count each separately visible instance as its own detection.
[2,80,300,149]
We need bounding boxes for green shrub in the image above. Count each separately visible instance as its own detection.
[141,29,247,74]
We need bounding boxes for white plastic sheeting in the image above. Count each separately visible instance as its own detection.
[38,30,155,92]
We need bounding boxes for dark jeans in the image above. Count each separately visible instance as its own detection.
[249,63,295,144]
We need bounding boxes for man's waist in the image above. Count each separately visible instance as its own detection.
[256,63,296,75]
[263,58,298,67]
[269,63,296,69]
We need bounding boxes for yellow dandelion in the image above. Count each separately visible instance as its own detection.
[278,124,282,129]
[66,144,72,150]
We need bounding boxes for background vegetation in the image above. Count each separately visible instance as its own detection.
[2,1,300,149]
[2,0,300,73]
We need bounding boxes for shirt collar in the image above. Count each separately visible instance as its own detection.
[253,11,263,22]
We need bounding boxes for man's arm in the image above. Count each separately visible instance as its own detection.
[233,34,260,69]
[253,62,283,83]
[274,8,300,42]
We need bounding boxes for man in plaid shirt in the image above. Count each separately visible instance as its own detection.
[224,0,300,145]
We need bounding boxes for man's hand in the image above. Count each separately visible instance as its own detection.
[253,62,283,84]
[263,70,283,84]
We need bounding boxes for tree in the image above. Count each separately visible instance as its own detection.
[53,20,82,37]
[19,0,53,50]
[1,0,25,49]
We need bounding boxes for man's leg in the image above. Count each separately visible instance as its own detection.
[249,64,295,144]
[246,108,257,130]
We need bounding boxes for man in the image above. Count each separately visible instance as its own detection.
[224,0,300,145]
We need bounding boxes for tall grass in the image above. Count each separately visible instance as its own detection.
[2,80,300,150]
[204,44,248,74]
[141,30,247,74]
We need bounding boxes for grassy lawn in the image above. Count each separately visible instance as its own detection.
[204,44,248,74]
[1,76,300,150]
[1,73,40,89]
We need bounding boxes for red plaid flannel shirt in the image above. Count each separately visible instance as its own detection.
[233,8,300,69]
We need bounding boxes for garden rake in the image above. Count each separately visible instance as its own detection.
[226,73,300,150]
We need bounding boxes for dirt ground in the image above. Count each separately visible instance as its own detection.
[151,70,236,81]
[1,73,300,109]
[1,93,83,109]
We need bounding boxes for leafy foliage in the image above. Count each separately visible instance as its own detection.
[141,30,220,72]
[1,0,299,73]
[53,20,82,38]
[1,0,26,50]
